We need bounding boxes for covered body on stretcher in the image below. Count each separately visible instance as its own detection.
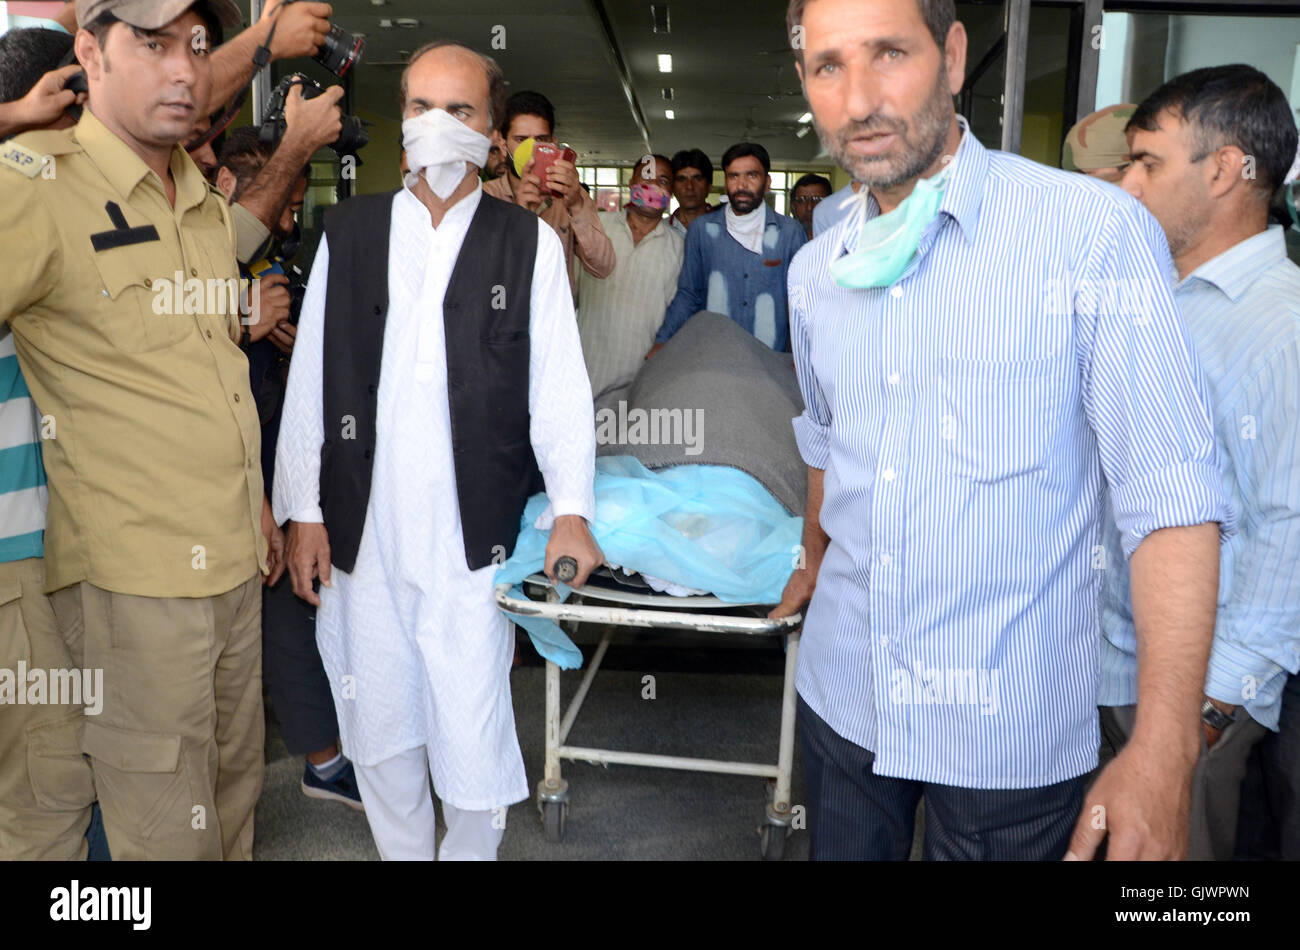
[495,313,808,666]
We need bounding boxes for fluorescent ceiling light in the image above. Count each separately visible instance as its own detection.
[658,54,673,73]
[798,112,813,124]
[665,109,675,120]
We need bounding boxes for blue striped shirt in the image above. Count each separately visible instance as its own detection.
[0,330,46,563]
[788,121,1234,789]
[1099,226,1300,731]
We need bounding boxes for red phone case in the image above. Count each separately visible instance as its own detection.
[532,143,578,197]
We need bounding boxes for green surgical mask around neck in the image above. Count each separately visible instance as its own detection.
[829,164,953,289]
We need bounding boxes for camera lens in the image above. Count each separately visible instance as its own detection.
[335,116,370,158]
[315,25,365,78]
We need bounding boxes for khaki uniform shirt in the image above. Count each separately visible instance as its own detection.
[0,109,266,597]
[483,174,615,297]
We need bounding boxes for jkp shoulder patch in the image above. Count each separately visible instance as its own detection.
[0,141,44,178]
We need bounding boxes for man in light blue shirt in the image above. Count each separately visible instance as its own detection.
[773,0,1232,861]
[1102,65,1300,861]
[789,172,832,239]
[812,179,859,237]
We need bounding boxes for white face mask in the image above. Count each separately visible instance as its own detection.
[402,107,492,200]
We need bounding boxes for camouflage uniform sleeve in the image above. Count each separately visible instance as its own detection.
[230,199,271,267]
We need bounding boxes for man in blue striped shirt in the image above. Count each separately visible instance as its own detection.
[1100,66,1300,861]
[773,0,1233,860]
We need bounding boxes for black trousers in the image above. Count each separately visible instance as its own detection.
[1235,672,1300,860]
[261,572,338,757]
[798,696,1085,860]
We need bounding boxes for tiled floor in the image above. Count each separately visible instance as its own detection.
[253,631,817,861]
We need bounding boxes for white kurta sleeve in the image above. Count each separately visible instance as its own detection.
[272,234,330,526]
[528,218,597,528]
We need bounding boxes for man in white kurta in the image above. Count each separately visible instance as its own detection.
[274,182,595,858]
[272,46,598,861]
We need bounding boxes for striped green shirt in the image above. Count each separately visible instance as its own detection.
[0,328,45,562]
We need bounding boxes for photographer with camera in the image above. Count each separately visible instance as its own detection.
[212,127,363,812]
[205,0,339,115]
[237,78,345,269]
[180,79,344,270]
[0,0,287,860]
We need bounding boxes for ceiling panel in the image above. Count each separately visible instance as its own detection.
[602,0,824,166]
[323,0,828,169]
[326,0,641,162]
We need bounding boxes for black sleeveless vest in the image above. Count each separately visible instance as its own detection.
[319,188,542,572]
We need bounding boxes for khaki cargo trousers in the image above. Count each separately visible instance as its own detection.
[47,575,264,860]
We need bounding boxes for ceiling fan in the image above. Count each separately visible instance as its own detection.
[732,65,804,102]
[702,106,807,140]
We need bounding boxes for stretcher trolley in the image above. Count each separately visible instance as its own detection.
[495,568,802,860]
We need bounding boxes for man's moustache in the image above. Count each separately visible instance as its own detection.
[837,117,907,146]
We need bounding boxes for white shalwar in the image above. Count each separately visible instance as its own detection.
[274,183,596,860]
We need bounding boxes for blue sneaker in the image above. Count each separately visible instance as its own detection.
[301,760,365,811]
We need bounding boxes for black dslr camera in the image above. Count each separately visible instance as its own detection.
[258,74,369,159]
[281,0,365,77]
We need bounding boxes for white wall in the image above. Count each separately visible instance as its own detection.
[1167,14,1300,113]
[1098,11,1300,115]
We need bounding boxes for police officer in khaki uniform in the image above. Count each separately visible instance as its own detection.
[0,0,285,860]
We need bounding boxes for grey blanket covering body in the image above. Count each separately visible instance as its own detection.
[595,311,808,515]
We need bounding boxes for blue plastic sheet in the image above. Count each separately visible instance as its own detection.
[494,456,803,669]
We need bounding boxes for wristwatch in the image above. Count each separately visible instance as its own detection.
[1201,698,1236,732]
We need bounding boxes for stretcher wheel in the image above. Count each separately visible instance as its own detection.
[759,822,788,861]
[542,800,568,843]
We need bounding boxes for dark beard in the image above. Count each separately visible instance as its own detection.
[816,61,954,191]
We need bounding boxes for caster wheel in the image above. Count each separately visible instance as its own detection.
[542,799,568,843]
[759,822,788,861]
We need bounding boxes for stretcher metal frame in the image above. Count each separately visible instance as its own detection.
[495,574,802,860]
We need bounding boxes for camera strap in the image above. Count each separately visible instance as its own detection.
[185,6,285,155]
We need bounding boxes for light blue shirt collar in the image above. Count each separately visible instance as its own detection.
[1180,225,1288,303]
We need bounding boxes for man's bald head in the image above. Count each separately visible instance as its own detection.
[399,40,506,131]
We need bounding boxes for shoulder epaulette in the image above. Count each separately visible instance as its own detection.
[0,130,78,179]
